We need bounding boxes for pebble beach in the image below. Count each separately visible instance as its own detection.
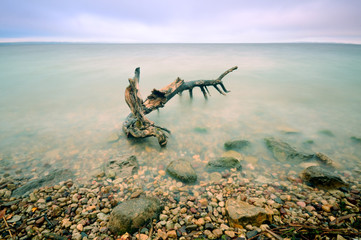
[1,143,360,239]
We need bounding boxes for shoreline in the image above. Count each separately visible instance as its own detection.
[1,158,360,240]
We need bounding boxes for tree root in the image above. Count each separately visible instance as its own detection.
[123,66,238,146]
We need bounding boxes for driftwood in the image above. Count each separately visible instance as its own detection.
[123,66,238,146]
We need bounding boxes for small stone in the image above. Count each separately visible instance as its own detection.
[62,218,72,228]
[305,205,315,212]
[220,223,229,230]
[212,229,223,238]
[246,230,259,239]
[97,212,109,221]
[136,234,148,240]
[167,230,177,238]
[199,198,208,206]
[186,224,198,231]
[130,189,143,199]
[77,224,83,232]
[72,193,79,203]
[29,193,38,202]
[101,208,111,214]
[158,170,166,176]
[322,204,332,212]
[35,216,45,225]
[205,222,215,230]
[195,218,205,226]
[166,221,174,230]
[157,229,167,239]
[225,230,235,238]
[296,201,306,208]
[7,215,21,223]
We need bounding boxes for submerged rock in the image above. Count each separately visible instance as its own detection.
[104,155,139,179]
[318,129,335,137]
[301,166,348,189]
[264,137,314,164]
[224,140,250,151]
[351,136,361,144]
[166,159,197,183]
[314,152,339,169]
[108,197,162,235]
[226,199,271,227]
[207,157,242,171]
[12,169,74,197]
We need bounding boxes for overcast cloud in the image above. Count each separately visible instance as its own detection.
[0,0,360,43]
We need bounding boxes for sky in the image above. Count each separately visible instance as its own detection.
[0,0,361,43]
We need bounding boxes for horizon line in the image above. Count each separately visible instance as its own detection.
[1,40,360,45]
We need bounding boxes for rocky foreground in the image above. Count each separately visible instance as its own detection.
[0,138,360,239]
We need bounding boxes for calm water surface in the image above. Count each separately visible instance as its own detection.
[0,43,361,180]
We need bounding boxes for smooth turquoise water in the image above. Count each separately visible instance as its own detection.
[1,43,361,179]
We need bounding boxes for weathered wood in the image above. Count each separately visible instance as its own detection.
[123,66,238,146]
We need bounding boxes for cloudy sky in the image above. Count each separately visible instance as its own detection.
[1,0,360,43]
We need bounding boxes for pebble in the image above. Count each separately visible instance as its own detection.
[76,224,83,231]
[225,230,235,238]
[297,201,306,208]
[212,229,223,238]
[167,230,177,238]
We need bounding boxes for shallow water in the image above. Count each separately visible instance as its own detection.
[1,43,361,181]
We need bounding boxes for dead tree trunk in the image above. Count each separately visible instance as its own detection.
[123,66,238,146]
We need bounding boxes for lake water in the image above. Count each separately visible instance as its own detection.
[1,43,361,181]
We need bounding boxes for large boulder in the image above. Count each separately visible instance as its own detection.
[301,166,348,189]
[166,159,197,183]
[104,155,139,179]
[264,137,314,164]
[108,197,162,235]
[207,157,242,171]
[226,199,271,227]
[12,169,74,197]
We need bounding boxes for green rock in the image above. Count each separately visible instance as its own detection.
[318,129,334,137]
[224,140,250,151]
[207,157,242,170]
[166,159,197,183]
[264,137,314,164]
[351,136,361,144]
[301,166,348,189]
[108,197,162,235]
[193,127,208,134]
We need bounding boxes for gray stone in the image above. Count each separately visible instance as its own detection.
[12,169,74,197]
[224,140,250,151]
[264,137,314,164]
[207,157,242,171]
[108,197,162,235]
[166,159,197,183]
[301,166,348,189]
[226,199,270,227]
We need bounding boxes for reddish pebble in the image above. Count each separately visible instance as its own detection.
[296,201,306,208]
[190,207,197,213]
